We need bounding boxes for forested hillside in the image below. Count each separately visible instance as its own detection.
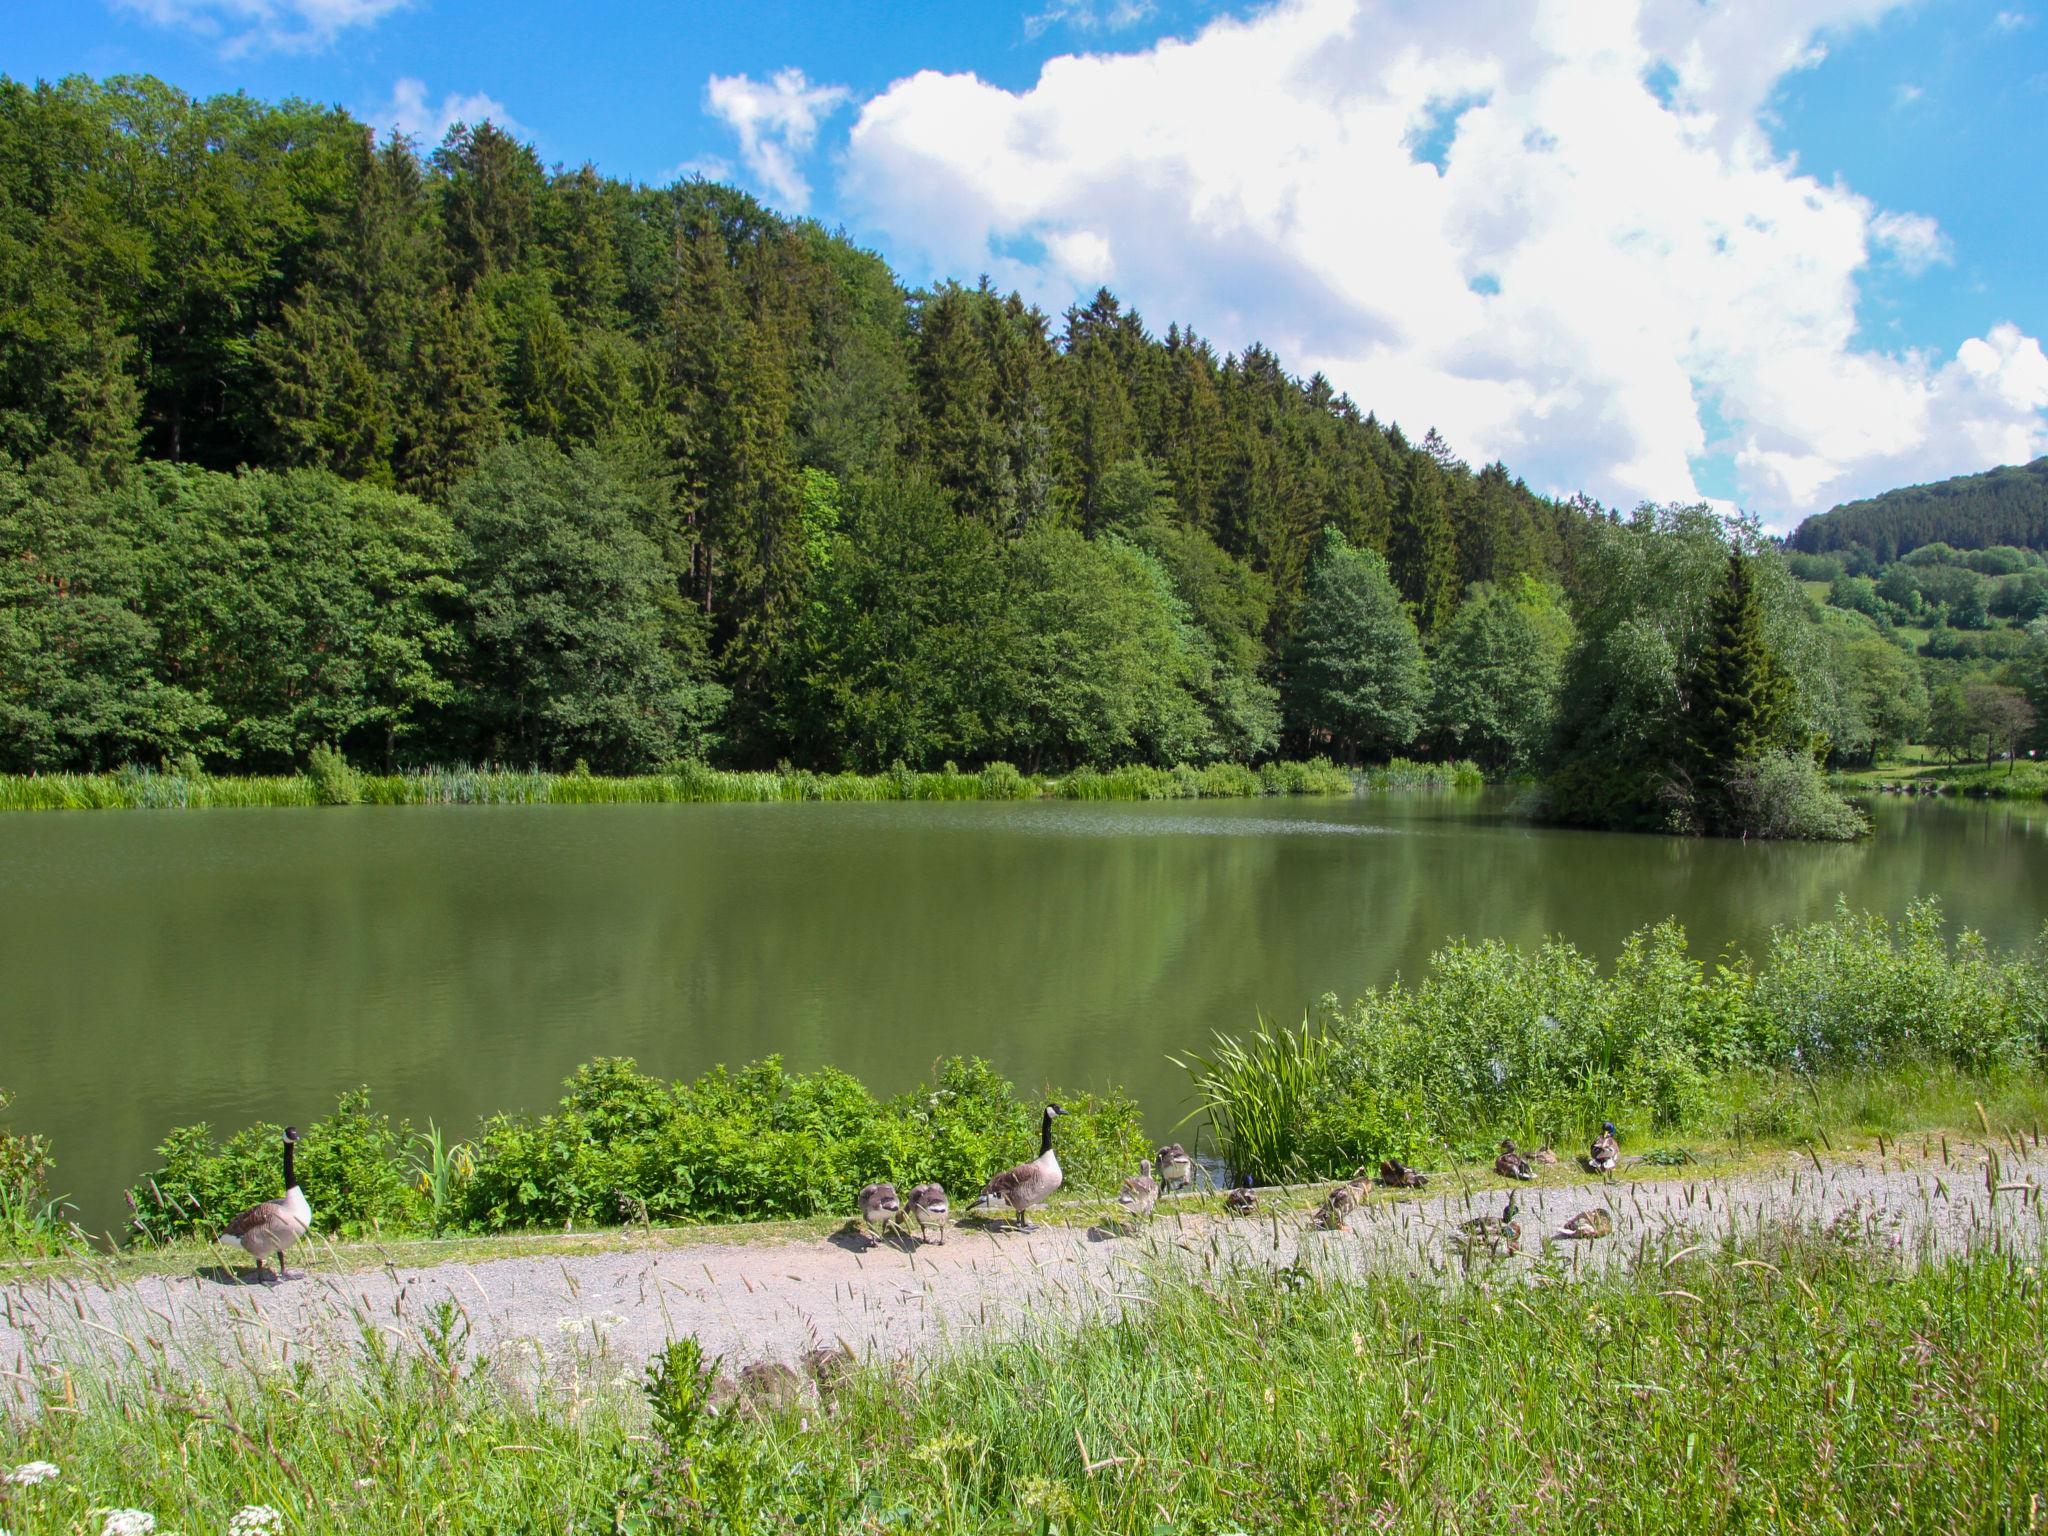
[0,73,1597,777]
[1788,458,2048,565]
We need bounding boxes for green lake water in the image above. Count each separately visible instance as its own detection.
[3,791,2045,1231]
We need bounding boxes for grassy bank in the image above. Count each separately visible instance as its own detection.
[1834,757,2048,799]
[4,1230,2044,1533]
[0,755,1423,812]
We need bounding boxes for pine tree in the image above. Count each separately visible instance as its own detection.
[1390,458,1460,635]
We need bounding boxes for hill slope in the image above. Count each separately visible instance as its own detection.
[1789,458,2048,562]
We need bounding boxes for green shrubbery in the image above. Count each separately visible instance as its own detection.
[1187,901,2046,1179]
[0,1088,77,1253]
[123,1057,1144,1243]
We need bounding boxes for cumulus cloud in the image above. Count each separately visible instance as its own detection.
[835,0,2047,526]
[704,68,850,212]
[112,0,408,53]
[366,79,520,149]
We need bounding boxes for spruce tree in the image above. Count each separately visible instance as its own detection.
[1681,549,1791,829]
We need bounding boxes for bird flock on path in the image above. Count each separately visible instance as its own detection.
[213,1102,1629,1285]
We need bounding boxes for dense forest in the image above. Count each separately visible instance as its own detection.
[6,74,2028,836]
[1789,458,2048,565]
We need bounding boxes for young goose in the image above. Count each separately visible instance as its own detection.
[906,1183,950,1244]
[1153,1143,1195,1194]
[1458,1195,1521,1250]
[1494,1139,1536,1181]
[856,1182,903,1239]
[1376,1158,1427,1189]
[1317,1182,1360,1231]
[1556,1207,1614,1240]
[1224,1175,1258,1215]
[974,1104,1065,1231]
[1115,1159,1159,1219]
[1585,1121,1620,1173]
[219,1126,312,1283]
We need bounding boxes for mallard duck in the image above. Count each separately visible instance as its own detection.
[1556,1207,1613,1240]
[1116,1159,1159,1219]
[219,1126,311,1283]
[1457,1195,1521,1251]
[1376,1158,1427,1189]
[737,1360,804,1413]
[1585,1121,1620,1173]
[1154,1142,1195,1194]
[803,1343,855,1390]
[1530,1144,1560,1166]
[856,1182,902,1239]
[973,1105,1065,1231]
[906,1183,950,1244]
[1317,1182,1360,1231]
[1224,1174,1258,1215]
[1494,1139,1536,1181]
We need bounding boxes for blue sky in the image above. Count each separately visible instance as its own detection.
[7,0,2046,527]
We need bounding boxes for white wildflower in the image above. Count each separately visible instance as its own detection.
[229,1506,283,1534]
[553,1316,583,1336]
[4,1461,58,1486]
[101,1512,157,1536]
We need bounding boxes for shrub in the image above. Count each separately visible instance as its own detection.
[1720,750,1868,840]
[0,1088,76,1252]
[306,743,362,806]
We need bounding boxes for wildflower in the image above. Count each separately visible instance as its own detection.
[229,1506,282,1534]
[4,1462,58,1487]
[1351,1331,1365,1357]
[101,1512,156,1536]
[1262,1385,1276,1408]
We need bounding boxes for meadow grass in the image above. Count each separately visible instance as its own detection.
[0,757,1396,812]
[4,1228,2043,1533]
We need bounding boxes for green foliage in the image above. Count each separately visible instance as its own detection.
[1283,528,1428,762]
[1790,455,2048,564]
[1426,578,1573,773]
[305,742,362,805]
[0,1087,77,1253]
[1185,901,2044,1179]
[127,1088,423,1243]
[1171,1019,1336,1182]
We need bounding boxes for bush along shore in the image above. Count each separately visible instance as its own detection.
[0,755,1495,813]
[2,899,2041,1258]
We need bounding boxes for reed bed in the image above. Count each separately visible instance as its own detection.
[4,1230,2042,1533]
[0,757,1397,812]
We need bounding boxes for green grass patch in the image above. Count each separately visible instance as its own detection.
[5,1231,2044,1532]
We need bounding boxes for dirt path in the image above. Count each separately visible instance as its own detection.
[5,1142,2044,1408]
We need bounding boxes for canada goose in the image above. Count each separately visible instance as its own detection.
[1115,1159,1159,1219]
[1376,1158,1427,1189]
[974,1104,1065,1231]
[1557,1207,1614,1240]
[1154,1143,1195,1194]
[1317,1182,1360,1231]
[1585,1122,1620,1173]
[1495,1139,1536,1181]
[218,1126,311,1283]
[906,1183,950,1244]
[856,1182,902,1240]
[1457,1195,1521,1251]
[1224,1175,1258,1215]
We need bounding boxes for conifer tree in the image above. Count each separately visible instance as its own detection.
[1680,549,1792,829]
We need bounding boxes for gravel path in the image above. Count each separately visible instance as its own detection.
[5,1141,2044,1410]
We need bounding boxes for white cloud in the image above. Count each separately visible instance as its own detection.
[1892,81,1924,106]
[837,0,2048,527]
[366,79,520,148]
[703,68,850,212]
[1992,10,2032,31]
[1025,1,1159,38]
[112,0,408,53]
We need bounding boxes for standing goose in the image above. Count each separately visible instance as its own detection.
[1585,1121,1620,1173]
[906,1183,950,1244]
[219,1126,311,1283]
[1115,1159,1159,1220]
[974,1104,1065,1231]
[1153,1143,1195,1195]
[856,1182,903,1240]
[1494,1139,1536,1181]
[1224,1174,1258,1216]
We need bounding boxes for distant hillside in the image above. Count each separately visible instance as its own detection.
[1788,458,2048,563]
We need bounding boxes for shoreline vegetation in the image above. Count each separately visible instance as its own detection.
[5,900,2042,1259]
[0,755,1474,812]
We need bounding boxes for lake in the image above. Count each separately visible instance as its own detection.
[4,791,2045,1231]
